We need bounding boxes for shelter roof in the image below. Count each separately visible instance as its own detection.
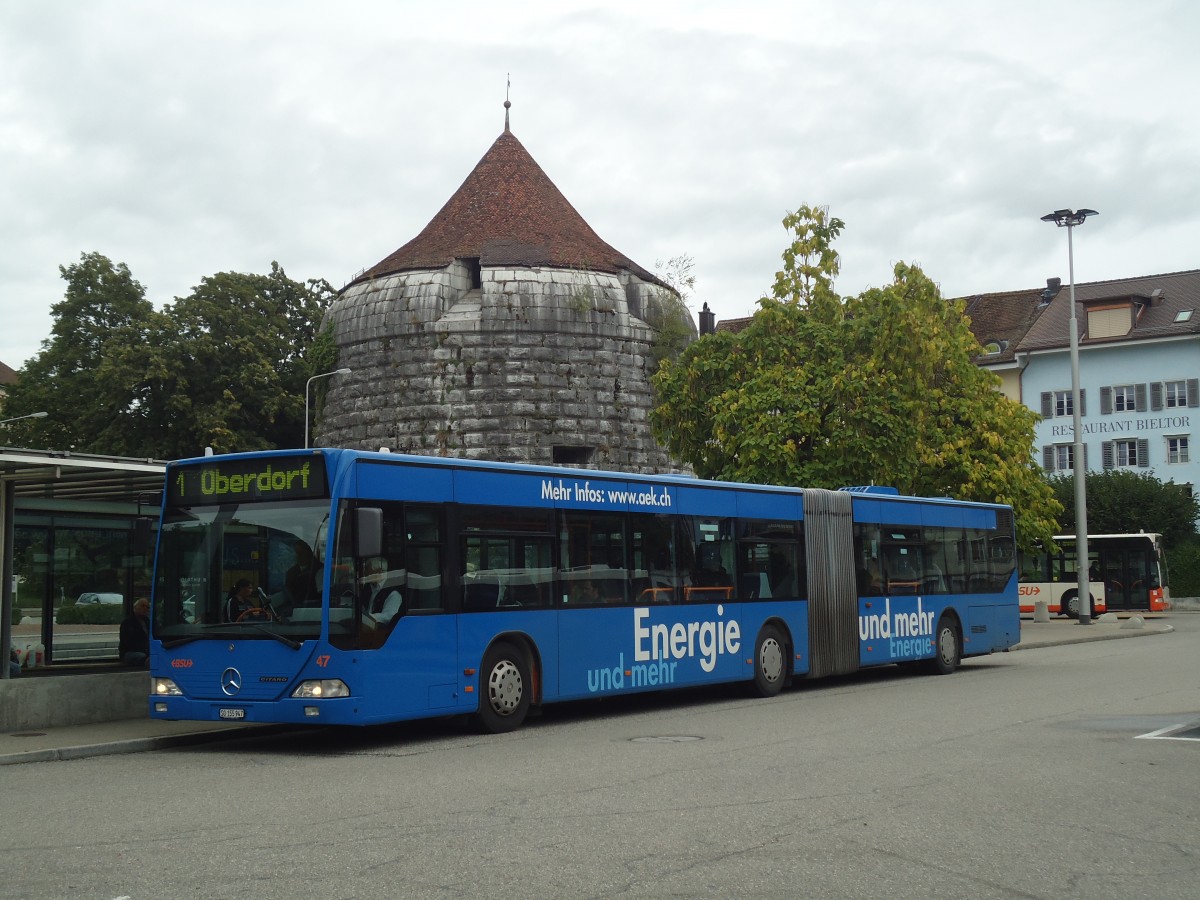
[0,447,165,505]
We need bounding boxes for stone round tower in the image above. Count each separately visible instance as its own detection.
[317,110,692,473]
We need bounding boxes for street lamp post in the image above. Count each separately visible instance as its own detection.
[1041,208,1098,625]
[304,369,351,449]
[0,411,48,427]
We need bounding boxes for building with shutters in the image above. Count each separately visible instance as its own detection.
[965,268,1200,493]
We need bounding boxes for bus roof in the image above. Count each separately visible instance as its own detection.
[168,447,1011,512]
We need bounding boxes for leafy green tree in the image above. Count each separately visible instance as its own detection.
[1,252,155,453]
[7,255,335,458]
[1048,470,1199,549]
[651,205,1061,552]
[132,263,336,457]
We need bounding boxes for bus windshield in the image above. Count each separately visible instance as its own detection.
[154,498,331,645]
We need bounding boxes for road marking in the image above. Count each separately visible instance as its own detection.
[1135,723,1200,742]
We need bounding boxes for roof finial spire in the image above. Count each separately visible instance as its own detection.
[504,73,511,132]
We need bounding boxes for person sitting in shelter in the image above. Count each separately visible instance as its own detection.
[119,597,151,667]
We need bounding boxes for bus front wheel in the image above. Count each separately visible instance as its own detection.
[476,641,531,734]
[750,624,788,697]
[925,616,961,675]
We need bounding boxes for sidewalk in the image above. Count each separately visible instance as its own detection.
[0,613,1179,766]
[1013,610,1174,650]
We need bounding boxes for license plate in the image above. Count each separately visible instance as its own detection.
[219,708,245,720]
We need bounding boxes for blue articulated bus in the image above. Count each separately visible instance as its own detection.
[148,449,1018,732]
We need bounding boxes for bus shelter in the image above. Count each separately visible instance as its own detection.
[1,447,166,679]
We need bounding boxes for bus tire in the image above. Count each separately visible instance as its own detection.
[926,615,960,675]
[476,641,531,734]
[751,624,788,697]
[1061,591,1080,619]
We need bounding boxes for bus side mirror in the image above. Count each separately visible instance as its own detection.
[355,507,383,558]
[133,517,153,555]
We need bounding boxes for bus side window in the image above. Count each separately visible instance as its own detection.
[681,516,734,602]
[736,519,802,601]
[558,510,628,606]
[854,525,883,596]
[881,527,922,594]
[631,513,678,603]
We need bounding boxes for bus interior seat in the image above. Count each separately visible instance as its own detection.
[463,582,500,611]
[738,573,765,599]
[330,583,358,607]
[598,579,626,603]
[506,582,547,607]
[408,586,441,610]
[684,586,733,603]
[636,586,674,604]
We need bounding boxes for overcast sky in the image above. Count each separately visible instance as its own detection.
[2,0,1197,368]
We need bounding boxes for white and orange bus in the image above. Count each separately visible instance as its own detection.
[1018,533,1170,618]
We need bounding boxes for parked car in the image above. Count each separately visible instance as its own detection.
[75,592,124,605]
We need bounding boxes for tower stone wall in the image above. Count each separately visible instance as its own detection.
[317,261,687,473]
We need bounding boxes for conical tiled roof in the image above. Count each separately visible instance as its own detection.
[351,129,663,288]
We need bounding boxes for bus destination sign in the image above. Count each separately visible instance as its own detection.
[168,455,329,505]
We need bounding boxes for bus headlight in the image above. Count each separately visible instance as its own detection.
[152,677,183,696]
[291,679,350,699]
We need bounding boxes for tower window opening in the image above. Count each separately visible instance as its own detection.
[553,446,595,465]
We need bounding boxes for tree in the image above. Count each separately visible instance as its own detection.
[1,252,155,453]
[1048,470,1199,549]
[651,205,1061,552]
[7,255,335,458]
[647,254,698,370]
[130,263,336,457]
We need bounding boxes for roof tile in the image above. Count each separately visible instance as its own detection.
[351,130,661,288]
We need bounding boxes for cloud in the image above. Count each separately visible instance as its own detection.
[2,0,1198,367]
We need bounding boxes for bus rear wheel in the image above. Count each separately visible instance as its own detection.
[925,616,960,675]
[751,625,788,697]
[476,641,531,734]
[1061,592,1097,620]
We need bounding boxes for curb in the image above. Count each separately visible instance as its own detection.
[1012,622,1174,651]
[0,724,293,767]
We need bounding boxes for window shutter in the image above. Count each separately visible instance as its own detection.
[1137,438,1150,467]
[1100,386,1112,415]
[1136,383,1148,412]
[1188,378,1199,408]
[1079,389,1086,417]
[1083,444,1089,471]
[1042,446,1055,471]
[1151,382,1163,410]
[1102,441,1114,469]
[1041,392,1052,418]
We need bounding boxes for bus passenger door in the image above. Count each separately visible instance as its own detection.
[1105,546,1151,612]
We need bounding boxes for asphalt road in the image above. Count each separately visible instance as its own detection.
[2,617,1198,899]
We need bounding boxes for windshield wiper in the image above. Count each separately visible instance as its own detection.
[161,635,202,649]
[245,623,302,650]
[160,621,302,650]
[160,623,234,648]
